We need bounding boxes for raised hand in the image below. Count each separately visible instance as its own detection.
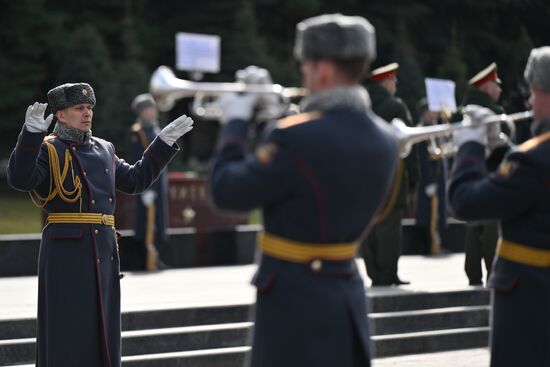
[158,114,194,146]
[25,102,53,133]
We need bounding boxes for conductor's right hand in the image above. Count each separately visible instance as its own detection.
[218,93,258,125]
[25,102,53,133]
[158,114,194,146]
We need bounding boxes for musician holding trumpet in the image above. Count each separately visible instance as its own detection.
[449,46,550,367]
[209,13,399,367]
[460,63,506,286]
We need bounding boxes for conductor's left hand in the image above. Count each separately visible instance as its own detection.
[158,114,194,146]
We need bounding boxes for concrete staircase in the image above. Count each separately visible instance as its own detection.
[0,288,489,366]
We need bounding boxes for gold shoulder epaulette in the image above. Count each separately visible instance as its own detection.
[131,122,142,132]
[277,112,321,129]
[517,131,550,152]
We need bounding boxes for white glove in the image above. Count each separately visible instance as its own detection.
[236,65,285,121]
[453,105,494,147]
[24,102,53,133]
[158,114,194,146]
[425,183,437,197]
[235,65,273,85]
[217,92,258,125]
[141,190,156,207]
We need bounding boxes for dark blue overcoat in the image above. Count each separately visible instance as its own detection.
[7,127,178,367]
[449,134,550,367]
[209,108,398,366]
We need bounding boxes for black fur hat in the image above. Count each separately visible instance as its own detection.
[524,46,550,93]
[294,14,376,63]
[47,83,96,113]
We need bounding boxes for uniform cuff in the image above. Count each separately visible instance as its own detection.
[18,127,47,153]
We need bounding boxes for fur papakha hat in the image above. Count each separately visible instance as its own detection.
[47,83,96,113]
[294,13,376,63]
[524,46,550,93]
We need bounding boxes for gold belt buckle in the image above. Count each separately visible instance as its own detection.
[101,214,109,225]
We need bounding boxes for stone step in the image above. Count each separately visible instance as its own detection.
[4,327,489,367]
[0,304,252,340]
[123,322,252,356]
[0,347,251,367]
[122,346,250,367]
[0,323,253,365]
[122,304,251,332]
[0,306,489,365]
[368,289,489,313]
[0,337,34,366]
[372,327,490,358]
[370,305,490,335]
[1,289,489,340]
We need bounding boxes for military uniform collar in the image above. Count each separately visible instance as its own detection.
[52,122,92,144]
[300,86,371,113]
[531,115,550,136]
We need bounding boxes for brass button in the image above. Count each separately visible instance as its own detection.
[104,168,109,174]
[94,229,99,235]
[310,259,323,272]
[91,199,95,204]
[83,171,87,176]
[96,258,100,264]
[110,256,114,261]
[72,146,76,151]
[108,197,113,203]
[101,214,109,225]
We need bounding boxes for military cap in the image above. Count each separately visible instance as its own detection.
[294,13,376,63]
[524,46,550,93]
[468,62,501,87]
[47,83,96,114]
[131,93,157,113]
[370,63,399,81]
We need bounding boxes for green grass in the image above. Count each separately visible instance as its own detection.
[0,192,43,234]
[0,188,262,234]
[249,209,262,225]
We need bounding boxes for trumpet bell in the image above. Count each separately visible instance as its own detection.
[150,66,197,112]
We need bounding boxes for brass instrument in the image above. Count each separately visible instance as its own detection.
[393,110,533,158]
[149,66,307,120]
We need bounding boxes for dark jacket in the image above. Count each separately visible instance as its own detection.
[209,106,399,366]
[448,131,550,367]
[7,127,178,367]
[460,87,505,115]
[367,82,418,208]
[128,122,169,244]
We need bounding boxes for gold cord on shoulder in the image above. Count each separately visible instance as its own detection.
[29,142,82,210]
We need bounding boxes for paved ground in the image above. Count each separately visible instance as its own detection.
[0,253,485,320]
[0,254,492,366]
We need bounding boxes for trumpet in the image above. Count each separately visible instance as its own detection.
[393,110,533,158]
[149,66,307,119]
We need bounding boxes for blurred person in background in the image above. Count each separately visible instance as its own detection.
[209,13,399,367]
[362,62,418,286]
[128,93,170,271]
[414,98,448,255]
[449,46,550,367]
[460,63,505,286]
